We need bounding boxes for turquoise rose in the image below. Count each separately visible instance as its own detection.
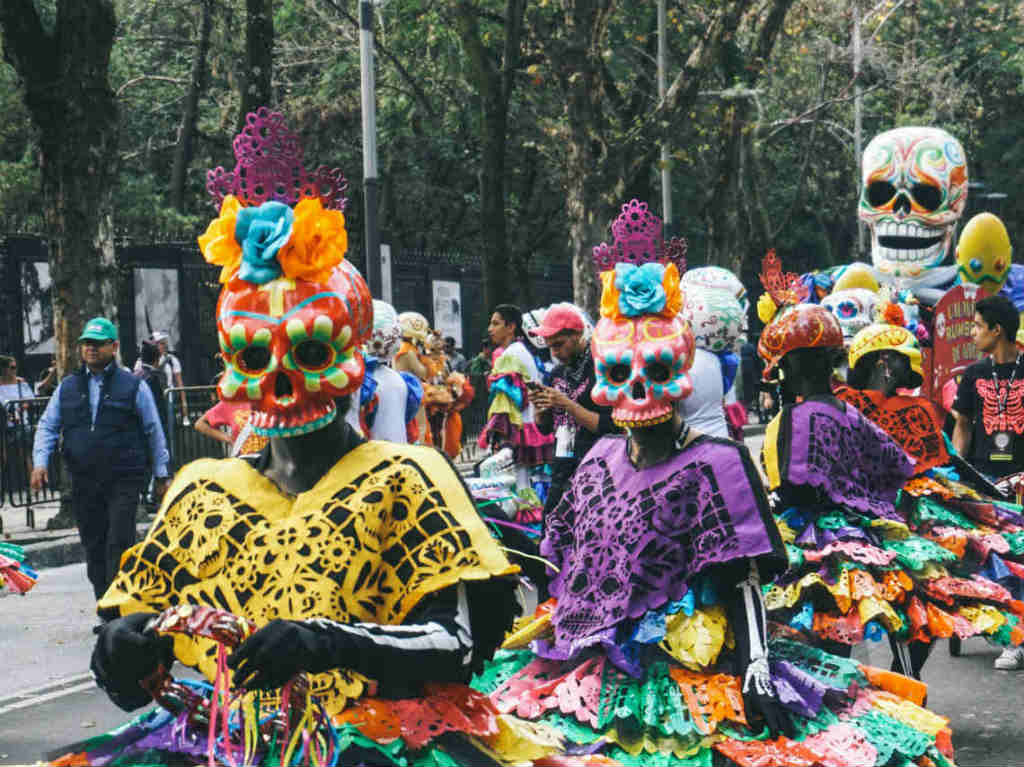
[615,262,667,317]
[235,201,294,284]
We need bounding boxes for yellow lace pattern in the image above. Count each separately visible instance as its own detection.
[99,442,517,716]
[659,606,730,671]
[761,412,784,490]
[959,604,1007,634]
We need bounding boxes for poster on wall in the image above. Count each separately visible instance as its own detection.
[22,261,55,355]
[134,268,181,349]
[432,280,463,349]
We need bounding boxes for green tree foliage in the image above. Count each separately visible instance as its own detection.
[3,0,1024,317]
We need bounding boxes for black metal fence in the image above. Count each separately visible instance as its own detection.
[0,379,490,534]
[163,386,228,466]
[1,397,61,529]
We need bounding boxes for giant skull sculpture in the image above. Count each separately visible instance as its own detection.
[217,259,372,437]
[859,126,968,280]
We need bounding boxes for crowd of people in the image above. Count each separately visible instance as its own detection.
[22,111,1024,766]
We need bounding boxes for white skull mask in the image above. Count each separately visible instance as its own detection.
[680,286,745,353]
[820,288,879,344]
[859,126,968,280]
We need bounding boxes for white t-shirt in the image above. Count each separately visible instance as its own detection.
[496,341,540,425]
[0,380,32,405]
[160,353,182,386]
[678,348,728,439]
[369,365,409,443]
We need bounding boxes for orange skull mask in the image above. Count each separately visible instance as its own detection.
[216,259,372,437]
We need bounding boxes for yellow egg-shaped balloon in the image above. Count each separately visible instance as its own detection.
[832,262,880,293]
[956,212,1012,292]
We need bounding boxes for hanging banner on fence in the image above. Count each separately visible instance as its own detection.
[134,268,181,349]
[432,280,463,348]
[21,262,54,355]
[930,283,988,404]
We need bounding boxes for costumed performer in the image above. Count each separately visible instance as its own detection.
[470,201,954,767]
[394,310,435,444]
[840,314,1024,675]
[757,252,972,686]
[679,282,746,439]
[478,304,554,492]
[63,109,521,766]
[361,298,422,443]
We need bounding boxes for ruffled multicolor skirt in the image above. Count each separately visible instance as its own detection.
[0,542,37,596]
[466,601,955,766]
[767,473,1024,649]
[478,413,554,467]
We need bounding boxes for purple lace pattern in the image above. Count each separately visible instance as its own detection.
[539,435,780,660]
[783,400,914,521]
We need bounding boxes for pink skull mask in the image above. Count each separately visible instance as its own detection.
[591,314,694,428]
[217,259,372,437]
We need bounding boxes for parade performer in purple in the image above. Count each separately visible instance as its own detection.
[469,203,954,766]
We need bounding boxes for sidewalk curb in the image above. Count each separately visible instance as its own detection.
[21,522,151,572]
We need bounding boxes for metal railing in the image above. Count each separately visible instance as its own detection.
[1,397,61,528]
[164,386,228,466]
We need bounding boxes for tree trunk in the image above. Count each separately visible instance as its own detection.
[452,0,525,311]
[478,98,511,309]
[170,0,213,213]
[1,0,119,378]
[240,0,274,123]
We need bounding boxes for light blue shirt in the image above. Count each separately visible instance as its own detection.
[32,364,171,478]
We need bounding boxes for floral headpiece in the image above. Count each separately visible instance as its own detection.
[756,249,810,325]
[593,199,687,321]
[198,109,350,286]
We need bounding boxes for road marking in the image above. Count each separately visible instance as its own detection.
[0,674,95,716]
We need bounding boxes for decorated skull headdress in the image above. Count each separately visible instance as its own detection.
[397,311,430,346]
[680,285,745,353]
[757,250,843,381]
[820,288,879,344]
[199,108,372,438]
[367,300,402,360]
[681,266,750,326]
[591,200,694,428]
[859,126,968,280]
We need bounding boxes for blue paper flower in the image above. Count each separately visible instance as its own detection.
[614,262,667,316]
[235,201,294,284]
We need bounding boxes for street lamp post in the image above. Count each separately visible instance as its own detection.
[359,0,382,297]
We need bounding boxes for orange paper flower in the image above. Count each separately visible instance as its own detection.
[277,197,348,284]
[198,195,243,283]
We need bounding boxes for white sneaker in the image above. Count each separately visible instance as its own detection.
[994,647,1024,669]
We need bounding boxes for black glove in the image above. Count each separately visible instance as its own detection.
[227,619,335,691]
[91,612,174,712]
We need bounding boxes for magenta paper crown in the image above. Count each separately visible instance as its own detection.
[591,199,687,274]
[206,108,348,211]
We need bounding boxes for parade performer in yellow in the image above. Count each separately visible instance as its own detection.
[54,109,520,766]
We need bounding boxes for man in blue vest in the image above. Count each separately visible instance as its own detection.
[31,317,170,602]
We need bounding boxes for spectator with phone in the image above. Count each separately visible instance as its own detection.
[528,304,618,516]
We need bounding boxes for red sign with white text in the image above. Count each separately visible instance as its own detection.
[928,283,989,406]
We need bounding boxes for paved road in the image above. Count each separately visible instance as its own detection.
[4,472,1024,763]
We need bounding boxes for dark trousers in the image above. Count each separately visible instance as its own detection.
[71,473,144,600]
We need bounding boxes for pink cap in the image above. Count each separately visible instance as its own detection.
[530,305,584,338]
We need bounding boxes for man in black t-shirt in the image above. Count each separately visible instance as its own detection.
[952,294,1024,480]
